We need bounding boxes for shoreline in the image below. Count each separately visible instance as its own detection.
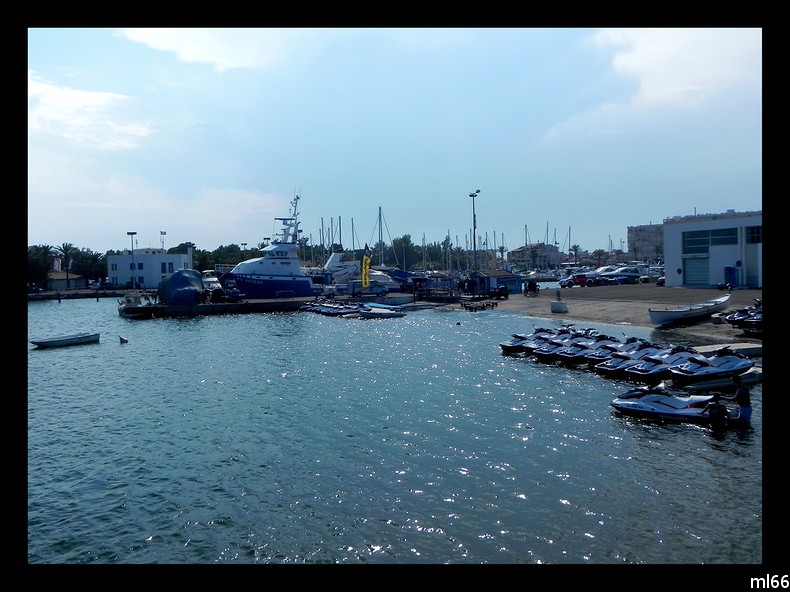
[452,284,763,344]
[30,284,763,344]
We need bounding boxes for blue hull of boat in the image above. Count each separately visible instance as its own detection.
[225,274,320,299]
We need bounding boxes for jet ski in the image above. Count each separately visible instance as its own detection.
[556,333,622,366]
[623,345,701,385]
[610,383,730,426]
[532,328,599,363]
[499,327,561,356]
[668,346,755,387]
[583,336,651,368]
[724,298,762,327]
[592,342,667,380]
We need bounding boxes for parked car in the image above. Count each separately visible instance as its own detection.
[559,272,600,288]
[599,266,643,285]
[488,285,509,299]
[349,279,389,297]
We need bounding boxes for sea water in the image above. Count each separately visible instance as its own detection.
[27,298,765,565]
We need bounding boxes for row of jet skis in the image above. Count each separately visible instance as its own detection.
[723,297,762,336]
[499,324,758,428]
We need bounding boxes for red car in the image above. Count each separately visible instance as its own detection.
[559,273,599,288]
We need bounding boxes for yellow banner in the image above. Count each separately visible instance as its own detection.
[362,244,371,289]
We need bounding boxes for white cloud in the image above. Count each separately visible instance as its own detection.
[116,28,306,72]
[592,28,762,108]
[28,70,152,151]
[543,28,761,144]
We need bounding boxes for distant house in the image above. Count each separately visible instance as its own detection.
[468,269,522,295]
[106,247,193,289]
[46,271,85,292]
[662,210,762,288]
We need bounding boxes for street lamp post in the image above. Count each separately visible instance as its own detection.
[127,231,137,288]
[468,189,481,271]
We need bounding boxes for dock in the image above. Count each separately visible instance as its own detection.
[684,366,762,390]
[695,342,762,358]
[460,299,499,312]
[116,294,433,318]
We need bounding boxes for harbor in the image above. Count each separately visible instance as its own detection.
[27,295,765,565]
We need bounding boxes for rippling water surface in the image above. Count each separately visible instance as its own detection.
[27,298,763,565]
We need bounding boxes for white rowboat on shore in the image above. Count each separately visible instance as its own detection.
[648,293,731,326]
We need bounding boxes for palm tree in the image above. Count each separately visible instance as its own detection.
[571,244,580,264]
[55,242,77,290]
[592,249,608,267]
[28,244,55,289]
[497,245,506,269]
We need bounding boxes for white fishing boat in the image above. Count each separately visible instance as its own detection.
[201,270,222,291]
[118,289,159,319]
[219,194,324,299]
[648,293,731,326]
[30,332,100,348]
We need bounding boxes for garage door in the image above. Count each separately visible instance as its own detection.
[683,258,709,286]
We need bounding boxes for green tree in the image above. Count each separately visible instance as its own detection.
[27,244,55,289]
[71,248,106,285]
[391,235,417,271]
[528,247,538,270]
[592,249,608,267]
[571,244,580,264]
[55,242,77,289]
[167,241,197,255]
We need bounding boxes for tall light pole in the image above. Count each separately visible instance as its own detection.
[468,189,481,271]
[127,231,137,288]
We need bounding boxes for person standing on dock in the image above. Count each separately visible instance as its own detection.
[724,375,752,426]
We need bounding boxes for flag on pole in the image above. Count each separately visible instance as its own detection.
[361,243,371,289]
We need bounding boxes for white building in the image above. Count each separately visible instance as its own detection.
[107,247,193,289]
[662,210,761,289]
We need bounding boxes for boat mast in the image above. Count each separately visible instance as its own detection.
[378,207,384,266]
[274,193,300,244]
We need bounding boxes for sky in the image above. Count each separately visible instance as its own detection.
[27,27,762,257]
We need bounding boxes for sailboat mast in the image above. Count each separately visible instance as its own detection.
[378,207,384,266]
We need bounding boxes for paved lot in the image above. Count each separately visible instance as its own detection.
[483,284,763,343]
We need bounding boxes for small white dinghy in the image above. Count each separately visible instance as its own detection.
[30,332,100,349]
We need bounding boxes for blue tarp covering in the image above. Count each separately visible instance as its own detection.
[158,269,203,305]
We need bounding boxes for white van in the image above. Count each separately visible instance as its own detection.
[350,279,389,297]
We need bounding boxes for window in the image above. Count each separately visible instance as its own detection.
[710,228,737,246]
[168,262,174,273]
[682,230,709,255]
[682,227,738,254]
[161,262,167,274]
[745,225,762,244]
